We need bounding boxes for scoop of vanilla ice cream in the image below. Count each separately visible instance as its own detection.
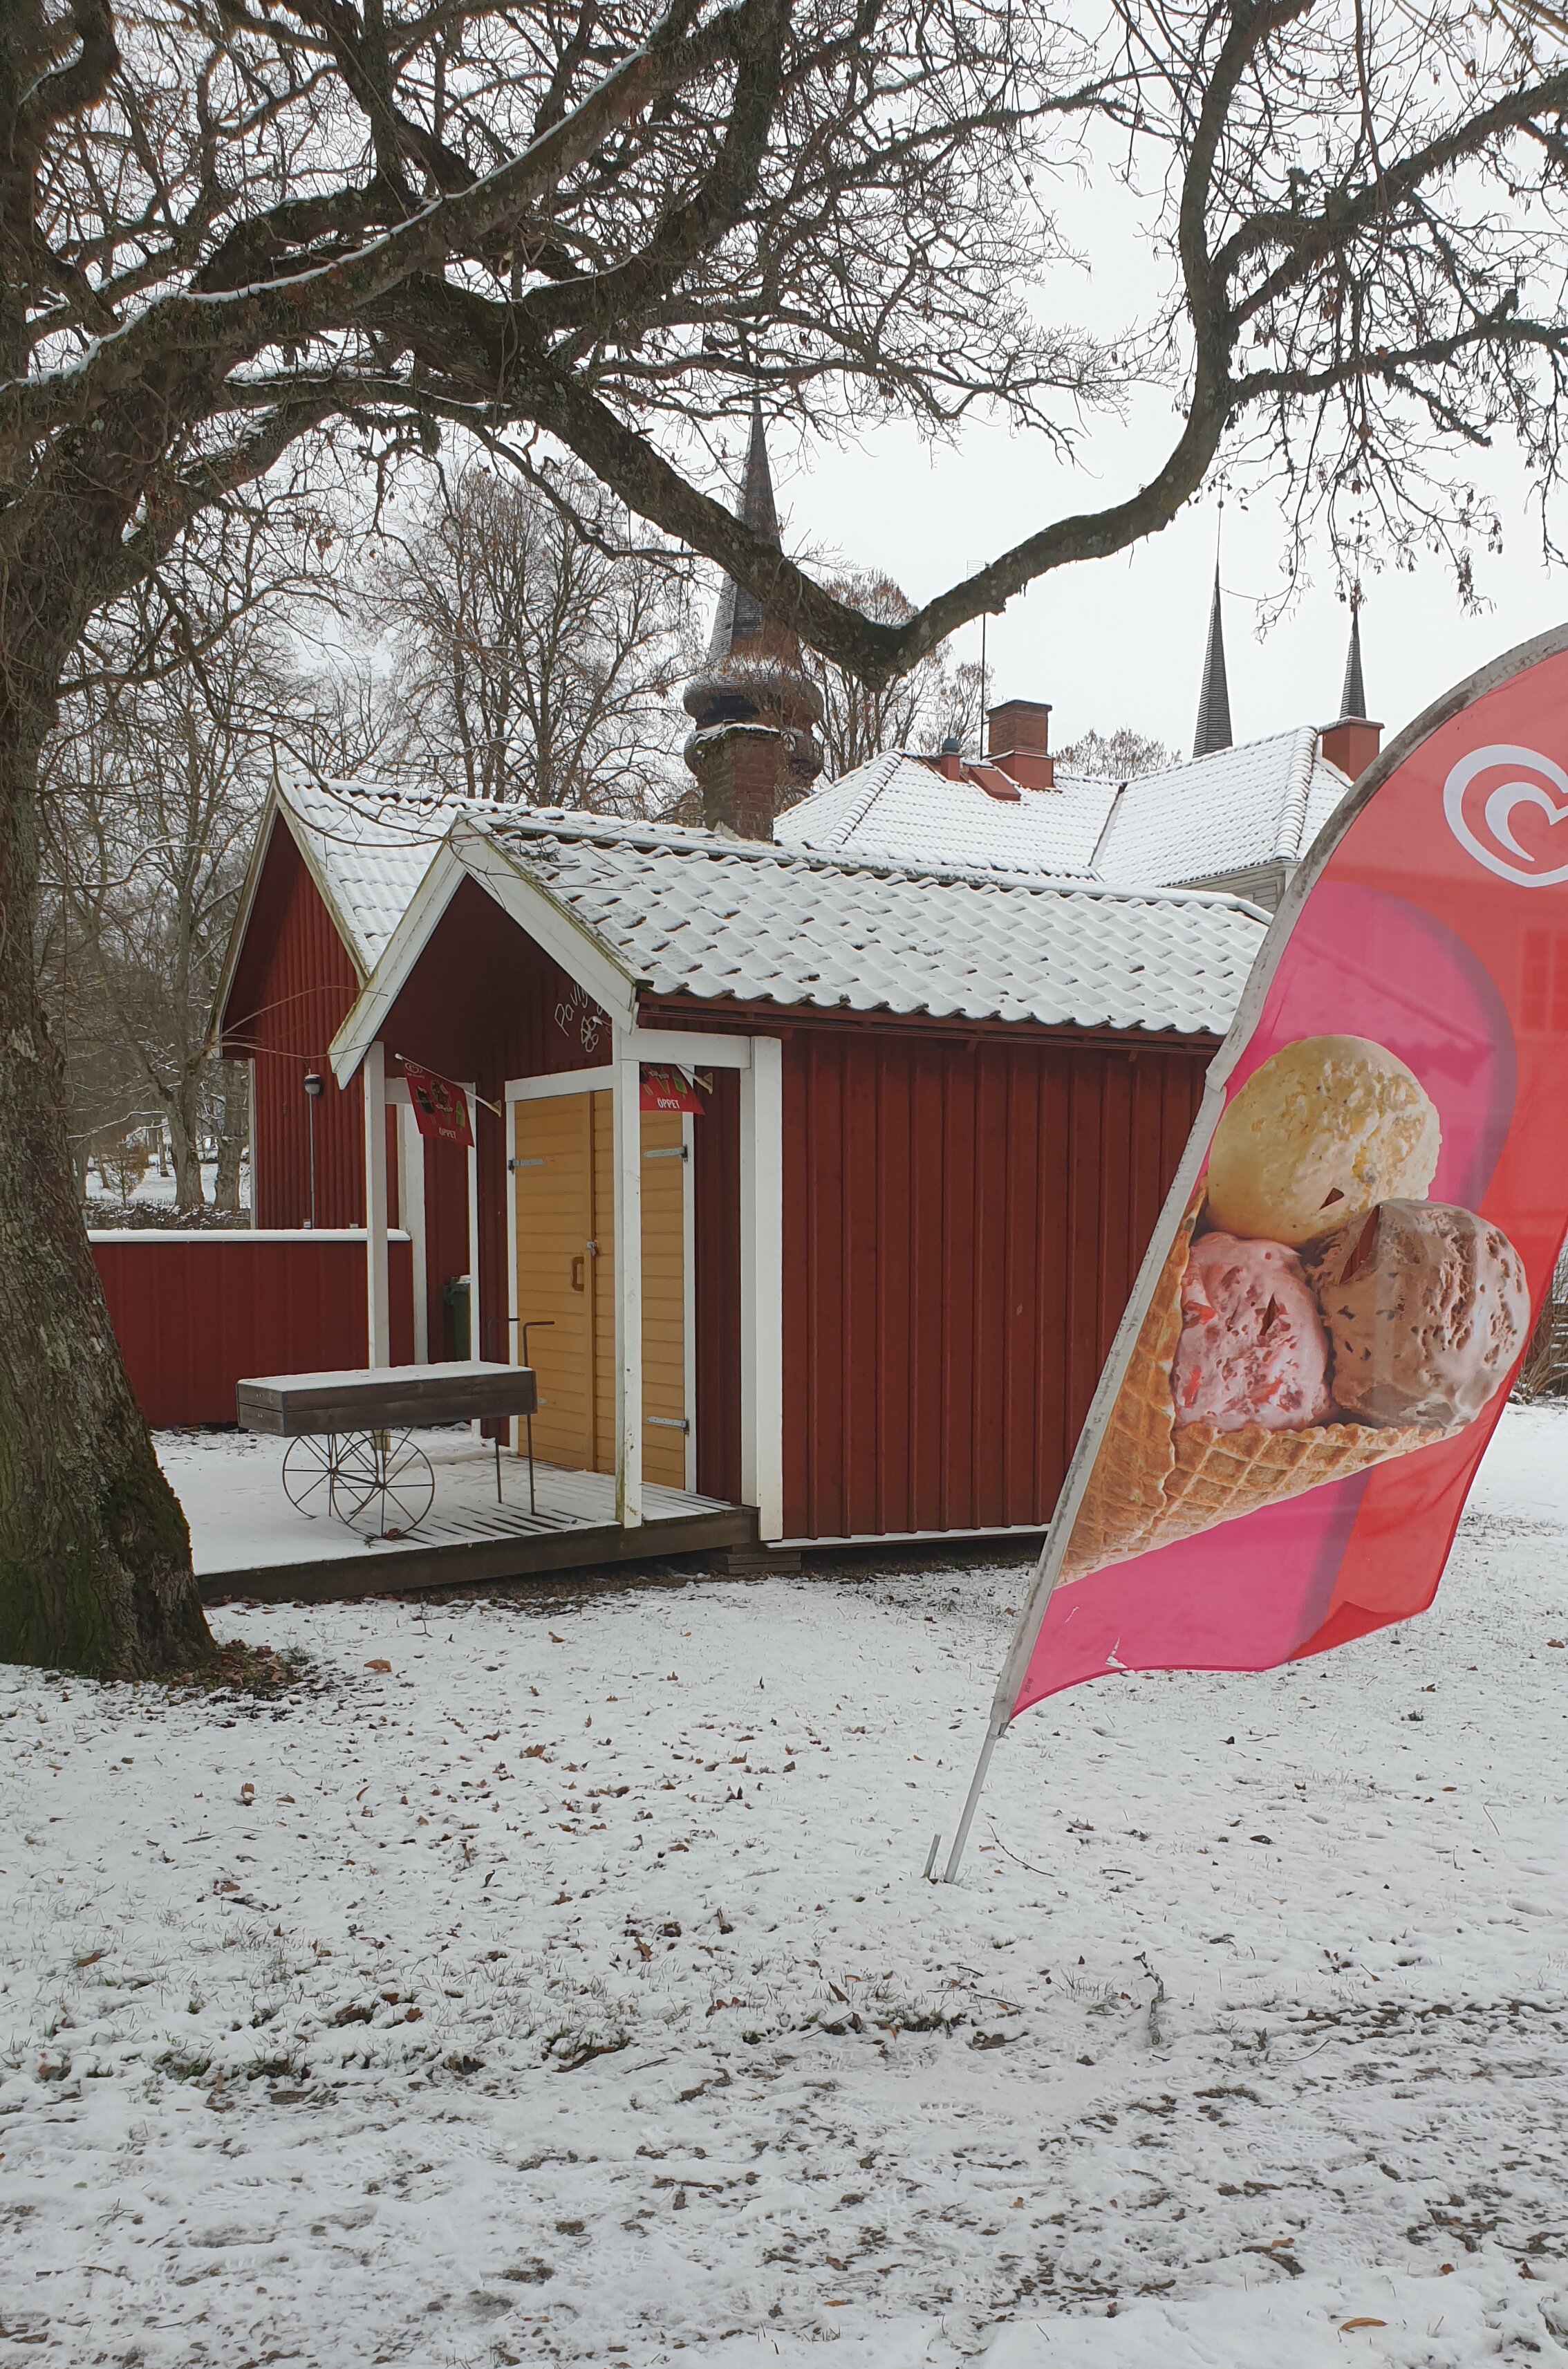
[1306,1199,1530,1427]
[1206,1035,1440,1248]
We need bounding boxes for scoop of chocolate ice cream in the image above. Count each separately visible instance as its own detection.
[1305,1200,1529,1429]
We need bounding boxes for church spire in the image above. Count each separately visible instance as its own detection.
[682,401,823,838]
[705,398,790,664]
[1192,562,1233,759]
[1338,593,1368,722]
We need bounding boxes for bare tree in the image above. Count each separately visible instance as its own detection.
[799,574,978,776]
[39,611,281,1211]
[361,460,696,810]
[7,0,1568,1675]
[1056,727,1179,781]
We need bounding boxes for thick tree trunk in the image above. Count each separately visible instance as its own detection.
[168,1092,205,1211]
[0,712,213,1678]
[213,1064,248,1216]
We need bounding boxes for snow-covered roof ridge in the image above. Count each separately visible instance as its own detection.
[779,749,1114,881]
[462,806,1267,1038]
[478,801,1267,917]
[781,725,1353,898]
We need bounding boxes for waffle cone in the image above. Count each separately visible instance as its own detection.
[1061,1201,1457,1581]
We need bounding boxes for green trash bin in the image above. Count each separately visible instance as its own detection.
[442,1273,471,1360]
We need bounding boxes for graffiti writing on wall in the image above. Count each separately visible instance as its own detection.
[554,981,608,1055]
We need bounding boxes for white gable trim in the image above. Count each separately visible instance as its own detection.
[209,792,286,1052]
[330,840,472,1084]
[454,822,641,1027]
[329,823,640,1085]
[210,792,377,1058]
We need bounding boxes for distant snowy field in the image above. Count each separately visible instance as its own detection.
[3,1409,1567,2368]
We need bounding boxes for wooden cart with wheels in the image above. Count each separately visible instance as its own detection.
[236,1361,538,1539]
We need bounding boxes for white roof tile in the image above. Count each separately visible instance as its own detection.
[281,778,467,974]
[778,729,1352,893]
[277,781,719,974]
[1094,728,1350,888]
[470,814,1266,1037]
[779,752,1115,878]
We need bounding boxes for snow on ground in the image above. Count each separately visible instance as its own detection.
[3,1409,1567,2368]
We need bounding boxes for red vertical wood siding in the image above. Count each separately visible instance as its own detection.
[221,821,366,1229]
[781,1031,1208,1540]
[693,1067,743,1503]
[91,1234,414,1428]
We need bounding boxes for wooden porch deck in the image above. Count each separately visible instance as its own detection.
[156,1429,753,1606]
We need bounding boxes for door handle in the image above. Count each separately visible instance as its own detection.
[571,1255,586,1292]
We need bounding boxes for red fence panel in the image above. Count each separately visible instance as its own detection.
[89,1231,416,1427]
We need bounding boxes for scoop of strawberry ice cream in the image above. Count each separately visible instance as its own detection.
[1173,1230,1334,1432]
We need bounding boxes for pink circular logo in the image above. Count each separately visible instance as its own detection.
[1443,743,1568,886]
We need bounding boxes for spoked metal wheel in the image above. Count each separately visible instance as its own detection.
[325,1429,435,1537]
[282,1433,340,1519]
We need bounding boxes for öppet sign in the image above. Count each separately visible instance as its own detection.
[400,1059,474,1149]
[949,625,1568,1875]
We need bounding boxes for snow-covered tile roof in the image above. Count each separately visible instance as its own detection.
[778,730,1353,894]
[469,812,1267,1037]
[1094,727,1351,889]
[778,750,1117,878]
[281,778,469,976]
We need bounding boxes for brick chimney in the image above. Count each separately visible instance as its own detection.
[1319,716,1382,780]
[985,698,1054,790]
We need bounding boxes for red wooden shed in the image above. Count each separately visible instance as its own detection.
[322,804,1266,1548]
[214,779,480,1364]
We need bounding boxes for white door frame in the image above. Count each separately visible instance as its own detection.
[680,1108,697,1492]
[738,1037,784,1540]
[611,1024,643,1527]
[362,1039,390,1366]
[388,1085,428,1363]
[501,1031,781,1536]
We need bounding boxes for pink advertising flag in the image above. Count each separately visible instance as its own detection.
[945,624,1568,1877]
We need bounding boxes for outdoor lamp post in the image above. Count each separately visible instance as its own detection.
[303,1071,324,1229]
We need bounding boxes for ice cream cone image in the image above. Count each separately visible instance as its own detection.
[1061,1037,1529,1583]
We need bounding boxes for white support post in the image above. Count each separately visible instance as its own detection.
[613,1025,644,1527]
[505,1097,520,1450]
[465,1083,480,1369]
[682,1108,698,1494]
[362,1039,391,1368]
[246,1057,258,1229]
[398,1103,429,1364]
[739,1034,784,1539]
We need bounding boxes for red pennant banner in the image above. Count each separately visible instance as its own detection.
[400,1059,474,1148]
[640,1066,703,1114]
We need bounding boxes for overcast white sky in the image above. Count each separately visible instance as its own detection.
[742,127,1568,764]
[763,398,1567,761]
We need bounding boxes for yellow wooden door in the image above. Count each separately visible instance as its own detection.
[639,1109,688,1489]
[515,1090,687,1484]
[513,1093,595,1470]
